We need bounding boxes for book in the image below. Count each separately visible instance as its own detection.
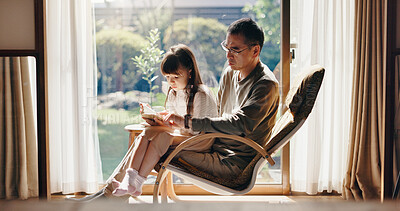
[140,103,163,121]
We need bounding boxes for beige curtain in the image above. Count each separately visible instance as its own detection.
[343,0,386,200]
[0,57,38,199]
[395,56,400,199]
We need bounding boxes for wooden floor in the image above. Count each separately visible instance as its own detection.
[51,192,344,203]
[7,193,399,211]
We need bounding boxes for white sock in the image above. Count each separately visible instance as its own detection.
[112,168,138,196]
[130,175,146,197]
[111,178,120,190]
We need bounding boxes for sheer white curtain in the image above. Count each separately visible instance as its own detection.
[46,0,103,194]
[289,0,354,194]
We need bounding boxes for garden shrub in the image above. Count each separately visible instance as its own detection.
[96,29,146,94]
[163,17,227,85]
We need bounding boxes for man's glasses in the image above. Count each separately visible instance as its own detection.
[220,40,256,55]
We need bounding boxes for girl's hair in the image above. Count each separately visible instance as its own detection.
[161,44,203,115]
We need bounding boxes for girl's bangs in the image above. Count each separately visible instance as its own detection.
[161,55,180,75]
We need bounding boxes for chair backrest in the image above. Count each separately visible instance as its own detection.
[244,65,325,194]
[265,64,325,155]
[162,65,325,195]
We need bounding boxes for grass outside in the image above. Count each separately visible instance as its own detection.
[98,121,130,180]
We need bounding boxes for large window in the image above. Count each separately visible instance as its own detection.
[92,0,285,194]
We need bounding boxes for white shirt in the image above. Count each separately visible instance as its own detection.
[165,84,218,134]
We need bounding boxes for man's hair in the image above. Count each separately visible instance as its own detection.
[227,18,264,50]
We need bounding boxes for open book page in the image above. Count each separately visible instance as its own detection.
[140,103,163,121]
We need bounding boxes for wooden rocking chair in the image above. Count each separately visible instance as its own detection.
[152,65,325,203]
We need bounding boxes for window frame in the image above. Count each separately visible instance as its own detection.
[140,0,291,195]
[0,0,48,198]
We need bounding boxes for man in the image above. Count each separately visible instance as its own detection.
[72,18,279,201]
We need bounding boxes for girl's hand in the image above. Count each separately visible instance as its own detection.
[140,103,165,126]
[139,103,149,115]
[163,113,184,128]
[157,110,169,116]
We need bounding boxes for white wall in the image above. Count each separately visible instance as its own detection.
[0,0,35,50]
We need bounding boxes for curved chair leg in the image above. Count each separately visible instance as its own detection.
[152,171,180,203]
[166,172,182,202]
[160,180,168,203]
[153,168,169,203]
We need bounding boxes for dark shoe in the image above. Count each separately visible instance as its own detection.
[66,188,106,202]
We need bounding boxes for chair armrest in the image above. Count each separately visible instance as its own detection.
[160,133,275,170]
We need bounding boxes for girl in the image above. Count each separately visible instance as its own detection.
[111,44,218,197]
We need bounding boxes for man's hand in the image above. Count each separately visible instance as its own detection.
[142,118,161,126]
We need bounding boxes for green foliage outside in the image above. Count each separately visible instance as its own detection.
[96,29,147,95]
[95,18,227,94]
[163,17,227,82]
[95,2,281,94]
[132,29,164,106]
[130,7,173,51]
[243,0,281,70]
